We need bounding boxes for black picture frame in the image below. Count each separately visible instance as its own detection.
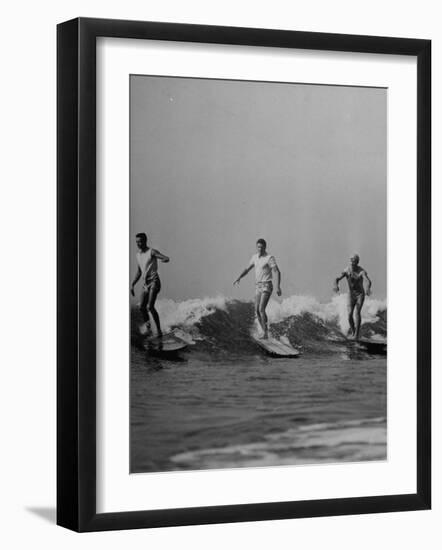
[57,17,431,532]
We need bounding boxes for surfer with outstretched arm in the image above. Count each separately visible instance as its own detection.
[131,232,169,338]
[233,238,282,339]
[333,254,372,341]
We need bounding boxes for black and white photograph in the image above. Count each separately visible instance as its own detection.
[129,75,387,474]
[0,0,435,542]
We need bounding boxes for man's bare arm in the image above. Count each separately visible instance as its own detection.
[362,270,372,296]
[233,265,253,285]
[153,249,170,263]
[131,266,142,296]
[273,266,282,296]
[334,272,346,293]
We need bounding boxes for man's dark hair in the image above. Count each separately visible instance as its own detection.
[136,232,147,242]
[256,238,267,248]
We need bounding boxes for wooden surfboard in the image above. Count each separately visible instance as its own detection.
[252,335,300,358]
[144,332,188,354]
[357,337,387,354]
[344,336,387,354]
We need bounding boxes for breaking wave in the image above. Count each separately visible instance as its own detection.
[132,294,386,353]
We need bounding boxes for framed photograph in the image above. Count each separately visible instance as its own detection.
[57,17,431,532]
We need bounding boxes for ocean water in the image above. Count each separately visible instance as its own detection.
[130,294,387,473]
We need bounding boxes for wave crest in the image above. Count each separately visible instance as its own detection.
[138,294,387,352]
[266,294,386,334]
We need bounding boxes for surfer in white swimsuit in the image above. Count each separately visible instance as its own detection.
[333,254,372,341]
[233,238,282,339]
[131,232,170,337]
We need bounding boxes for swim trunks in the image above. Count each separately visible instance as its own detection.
[143,275,161,293]
[256,281,273,295]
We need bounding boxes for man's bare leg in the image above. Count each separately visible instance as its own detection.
[139,290,151,334]
[259,292,272,339]
[147,286,162,337]
[255,293,264,336]
[354,294,365,340]
[347,297,356,338]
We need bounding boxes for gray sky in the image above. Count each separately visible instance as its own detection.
[130,76,386,302]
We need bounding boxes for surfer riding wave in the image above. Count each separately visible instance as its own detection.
[334,254,372,341]
[131,232,170,338]
[233,238,282,339]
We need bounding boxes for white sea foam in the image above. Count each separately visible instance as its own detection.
[152,293,386,334]
[266,294,386,334]
[170,417,387,469]
[155,295,228,331]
